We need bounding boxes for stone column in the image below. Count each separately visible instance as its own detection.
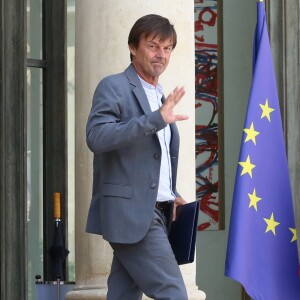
[67,0,205,299]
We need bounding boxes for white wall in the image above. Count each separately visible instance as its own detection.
[74,0,196,290]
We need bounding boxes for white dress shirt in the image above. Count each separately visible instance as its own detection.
[138,77,175,202]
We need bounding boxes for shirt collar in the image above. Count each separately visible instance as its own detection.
[137,75,164,94]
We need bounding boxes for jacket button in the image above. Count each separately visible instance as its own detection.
[150,183,157,189]
[154,153,160,159]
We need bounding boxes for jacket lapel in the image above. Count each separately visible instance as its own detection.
[125,64,152,114]
[124,65,179,153]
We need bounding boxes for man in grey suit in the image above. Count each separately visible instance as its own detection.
[86,14,189,300]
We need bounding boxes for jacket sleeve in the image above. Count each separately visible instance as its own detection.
[86,76,167,153]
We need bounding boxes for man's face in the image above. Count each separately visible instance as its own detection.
[129,34,173,85]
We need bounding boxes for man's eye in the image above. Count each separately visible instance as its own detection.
[163,47,172,53]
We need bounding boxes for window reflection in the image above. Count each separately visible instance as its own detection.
[67,0,75,281]
[27,67,43,300]
[26,1,76,297]
[27,0,43,59]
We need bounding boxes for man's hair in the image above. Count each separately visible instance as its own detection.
[128,14,177,61]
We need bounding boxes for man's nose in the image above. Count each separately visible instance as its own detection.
[156,47,166,58]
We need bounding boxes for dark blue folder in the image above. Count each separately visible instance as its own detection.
[168,201,199,265]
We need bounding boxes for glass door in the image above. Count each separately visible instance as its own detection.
[27,1,44,299]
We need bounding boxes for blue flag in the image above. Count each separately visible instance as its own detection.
[225,2,300,299]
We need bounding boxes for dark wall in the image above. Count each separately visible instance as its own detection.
[0,0,27,299]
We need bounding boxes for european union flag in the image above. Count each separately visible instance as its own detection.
[225,2,300,299]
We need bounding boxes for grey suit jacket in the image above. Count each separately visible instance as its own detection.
[86,64,180,244]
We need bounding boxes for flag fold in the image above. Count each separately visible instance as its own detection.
[225,2,300,299]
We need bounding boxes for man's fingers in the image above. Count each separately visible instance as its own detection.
[175,114,189,121]
[167,86,185,105]
[173,86,185,102]
[175,86,186,100]
[160,86,187,124]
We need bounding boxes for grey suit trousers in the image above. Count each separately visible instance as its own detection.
[107,208,188,300]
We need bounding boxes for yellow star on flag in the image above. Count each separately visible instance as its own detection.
[244,122,260,145]
[263,213,280,235]
[239,155,256,178]
[248,188,262,211]
[289,228,297,242]
[259,99,275,121]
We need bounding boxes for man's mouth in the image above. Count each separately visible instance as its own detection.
[152,62,164,66]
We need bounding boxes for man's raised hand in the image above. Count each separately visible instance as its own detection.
[160,86,189,124]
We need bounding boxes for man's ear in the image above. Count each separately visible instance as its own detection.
[129,44,136,57]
